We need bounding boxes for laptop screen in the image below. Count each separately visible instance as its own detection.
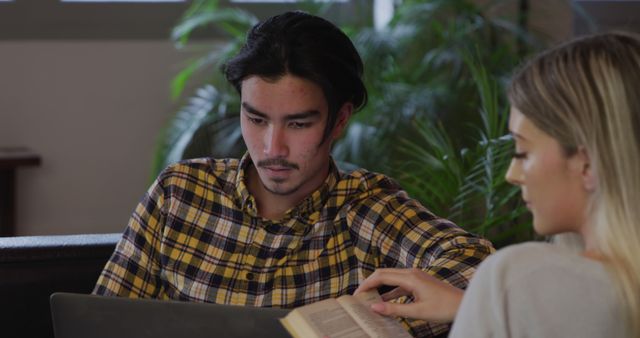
[50,292,292,338]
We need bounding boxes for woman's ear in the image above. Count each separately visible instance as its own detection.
[577,146,597,191]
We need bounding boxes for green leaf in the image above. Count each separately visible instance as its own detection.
[157,0,545,246]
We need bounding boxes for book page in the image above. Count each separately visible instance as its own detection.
[281,298,370,338]
[337,291,413,338]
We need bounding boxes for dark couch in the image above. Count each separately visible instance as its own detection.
[0,233,120,338]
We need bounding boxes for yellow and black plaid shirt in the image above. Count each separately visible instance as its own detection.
[94,154,494,337]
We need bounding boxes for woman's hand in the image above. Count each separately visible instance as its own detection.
[354,268,464,323]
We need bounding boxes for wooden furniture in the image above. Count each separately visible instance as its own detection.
[0,147,41,236]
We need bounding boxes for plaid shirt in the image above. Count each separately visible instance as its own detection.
[94,154,494,337]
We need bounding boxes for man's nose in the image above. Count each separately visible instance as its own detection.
[264,126,289,158]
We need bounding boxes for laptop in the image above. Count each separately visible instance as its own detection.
[50,292,292,338]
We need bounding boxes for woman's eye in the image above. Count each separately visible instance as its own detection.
[513,152,527,159]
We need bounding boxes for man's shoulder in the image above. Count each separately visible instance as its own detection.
[336,167,403,197]
[335,167,434,217]
[158,157,241,188]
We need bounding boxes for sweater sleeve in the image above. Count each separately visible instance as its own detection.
[448,247,508,338]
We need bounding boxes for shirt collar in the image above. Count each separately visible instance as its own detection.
[235,152,339,222]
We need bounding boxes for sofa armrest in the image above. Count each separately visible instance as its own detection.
[0,233,120,338]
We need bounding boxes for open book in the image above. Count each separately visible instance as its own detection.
[279,290,413,338]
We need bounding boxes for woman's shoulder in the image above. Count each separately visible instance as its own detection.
[455,241,622,337]
[489,241,570,259]
[482,241,598,272]
[473,241,612,294]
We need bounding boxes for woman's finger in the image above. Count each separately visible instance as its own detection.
[370,301,427,320]
[355,269,417,295]
[380,286,411,301]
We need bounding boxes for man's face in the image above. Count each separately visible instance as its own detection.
[240,74,350,204]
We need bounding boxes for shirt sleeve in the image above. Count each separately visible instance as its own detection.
[93,175,167,298]
[368,192,495,337]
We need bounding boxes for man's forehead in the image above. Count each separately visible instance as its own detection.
[241,74,322,91]
[240,75,329,118]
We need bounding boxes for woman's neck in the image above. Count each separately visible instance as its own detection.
[579,225,604,261]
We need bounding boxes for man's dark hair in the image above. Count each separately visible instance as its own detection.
[223,11,368,143]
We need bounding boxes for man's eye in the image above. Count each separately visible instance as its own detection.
[248,116,265,125]
[289,122,311,129]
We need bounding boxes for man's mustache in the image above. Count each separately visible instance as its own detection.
[257,158,299,170]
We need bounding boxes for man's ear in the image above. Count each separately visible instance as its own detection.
[331,102,353,139]
[575,146,597,192]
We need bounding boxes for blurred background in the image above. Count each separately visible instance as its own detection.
[0,0,638,247]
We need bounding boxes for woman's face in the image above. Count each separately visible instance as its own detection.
[505,108,591,236]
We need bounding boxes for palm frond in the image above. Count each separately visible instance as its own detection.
[172,7,258,47]
[156,0,542,246]
[170,39,244,99]
[151,85,232,177]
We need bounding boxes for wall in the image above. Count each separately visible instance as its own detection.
[481,0,574,44]
[0,0,363,237]
[0,0,579,236]
[0,41,192,235]
[528,0,574,43]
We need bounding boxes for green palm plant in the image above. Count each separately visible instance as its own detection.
[397,53,532,247]
[154,0,535,177]
[330,0,539,245]
[152,0,544,245]
[151,0,257,177]
[332,0,539,172]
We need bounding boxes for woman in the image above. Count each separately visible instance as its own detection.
[355,32,640,337]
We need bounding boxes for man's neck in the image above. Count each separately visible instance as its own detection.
[246,165,328,221]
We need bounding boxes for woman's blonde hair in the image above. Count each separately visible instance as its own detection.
[508,32,640,336]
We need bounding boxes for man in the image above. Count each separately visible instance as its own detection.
[94,11,493,337]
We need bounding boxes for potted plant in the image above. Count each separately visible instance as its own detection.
[153,0,546,246]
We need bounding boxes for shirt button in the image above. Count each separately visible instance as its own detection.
[246,272,254,281]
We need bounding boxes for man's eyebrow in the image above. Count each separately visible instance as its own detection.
[242,102,321,120]
[242,102,268,118]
